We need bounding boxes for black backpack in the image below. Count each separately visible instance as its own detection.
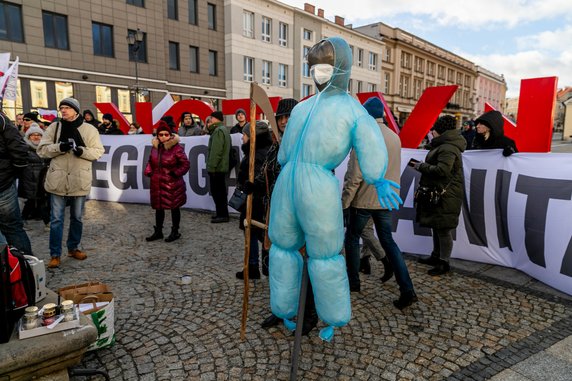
[0,245,36,343]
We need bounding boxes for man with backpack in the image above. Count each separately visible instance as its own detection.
[0,111,32,255]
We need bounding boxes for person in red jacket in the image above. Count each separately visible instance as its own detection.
[144,121,190,242]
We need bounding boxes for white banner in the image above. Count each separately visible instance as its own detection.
[91,136,572,295]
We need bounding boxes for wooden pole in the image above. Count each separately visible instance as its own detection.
[240,83,258,340]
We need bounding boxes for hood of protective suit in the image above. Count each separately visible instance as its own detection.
[318,37,352,93]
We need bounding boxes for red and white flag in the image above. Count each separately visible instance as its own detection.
[0,53,10,77]
[38,108,58,122]
[0,57,18,101]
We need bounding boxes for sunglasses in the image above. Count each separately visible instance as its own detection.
[158,133,171,137]
[23,118,32,122]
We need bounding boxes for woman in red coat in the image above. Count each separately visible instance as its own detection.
[144,121,190,242]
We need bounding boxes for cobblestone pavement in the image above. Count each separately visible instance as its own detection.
[27,201,572,381]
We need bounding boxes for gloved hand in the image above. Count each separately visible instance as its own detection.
[343,208,349,227]
[413,162,422,170]
[502,146,515,157]
[73,147,83,157]
[374,179,403,211]
[243,181,255,195]
[59,142,73,152]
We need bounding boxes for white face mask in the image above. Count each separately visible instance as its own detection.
[310,64,334,85]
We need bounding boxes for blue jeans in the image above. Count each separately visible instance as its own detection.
[345,208,415,295]
[49,194,86,258]
[0,182,32,254]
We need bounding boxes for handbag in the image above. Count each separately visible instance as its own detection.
[228,188,247,211]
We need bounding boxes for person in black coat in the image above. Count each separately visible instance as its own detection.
[235,121,273,280]
[82,110,100,128]
[471,110,517,156]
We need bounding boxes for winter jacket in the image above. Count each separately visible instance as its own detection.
[18,143,49,200]
[342,121,401,210]
[144,135,190,210]
[471,110,517,155]
[230,122,246,134]
[415,129,466,229]
[237,132,273,231]
[178,124,203,137]
[206,122,231,173]
[0,112,28,192]
[37,118,104,197]
[103,122,124,135]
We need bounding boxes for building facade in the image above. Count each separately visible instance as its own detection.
[0,0,226,122]
[474,66,507,117]
[356,22,477,126]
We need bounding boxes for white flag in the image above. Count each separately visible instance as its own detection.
[2,57,19,101]
[0,53,10,76]
[152,92,175,125]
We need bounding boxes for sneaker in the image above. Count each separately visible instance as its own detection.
[236,266,261,280]
[68,249,87,260]
[211,216,229,223]
[47,256,61,268]
[261,314,282,329]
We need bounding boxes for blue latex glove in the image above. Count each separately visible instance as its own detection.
[374,179,403,211]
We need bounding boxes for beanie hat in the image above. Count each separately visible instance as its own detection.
[102,113,113,122]
[275,98,298,118]
[363,97,384,119]
[475,110,504,133]
[243,121,269,138]
[23,112,40,123]
[25,124,44,138]
[235,108,246,118]
[431,115,457,135]
[58,97,81,114]
[155,120,171,135]
[210,111,224,122]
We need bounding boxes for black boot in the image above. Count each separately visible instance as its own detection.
[165,227,181,242]
[380,256,394,283]
[418,253,440,266]
[261,313,281,328]
[301,311,318,336]
[393,290,418,310]
[261,250,270,276]
[236,265,261,280]
[359,256,371,275]
[146,226,163,242]
[428,260,450,276]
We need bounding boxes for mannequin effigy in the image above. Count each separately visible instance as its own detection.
[267,36,402,341]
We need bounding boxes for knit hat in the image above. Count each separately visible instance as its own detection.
[58,97,80,114]
[155,120,171,135]
[431,115,457,135]
[363,97,384,119]
[475,110,504,133]
[210,111,224,122]
[25,124,44,138]
[102,113,113,122]
[275,98,298,118]
[243,121,269,138]
[235,108,246,118]
[23,112,40,123]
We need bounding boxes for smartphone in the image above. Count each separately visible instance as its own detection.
[68,138,77,150]
[408,158,420,167]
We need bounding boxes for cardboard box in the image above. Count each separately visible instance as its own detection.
[18,307,81,340]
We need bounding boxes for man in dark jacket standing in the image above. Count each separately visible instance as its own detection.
[207,111,231,223]
[230,108,247,134]
[471,110,517,156]
[0,111,32,254]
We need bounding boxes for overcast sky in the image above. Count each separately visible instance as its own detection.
[286,0,571,97]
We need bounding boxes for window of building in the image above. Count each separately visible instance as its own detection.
[169,41,180,70]
[427,61,435,76]
[302,46,310,77]
[400,52,411,69]
[126,0,144,7]
[208,50,217,76]
[356,80,362,93]
[368,52,377,71]
[243,11,254,38]
[368,83,377,92]
[55,82,74,106]
[447,68,455,82]
[414,57,424,73]
[243,56,254,81]
[357,49,363,67]
[278,22,288,47]
[278,64,287,87]
[92,22,114,57]
[128,29,147,63]
[457,72,463,85]
[303,29,312,41]
[167,0,178,20]
[118,89,132,121]
[384,73,390,94]
[302,84,312,98]
[0,2,24,42]
[465,75,471,87]
[30,81,48,108]
[348,79,353,93]
[438,65,445,80]
[188,0,197,25]
[262,60,271,85]
[207,3,216,30]
[42,11,69,50]
[384,47,391,63]
[1,79,22,120]
[414,78,422,99]
[261,17,271,43]
[426,80,434,89]
[189,45,199,73]
[399,75,410,97]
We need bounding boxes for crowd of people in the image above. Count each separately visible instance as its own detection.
[1,90,518,337]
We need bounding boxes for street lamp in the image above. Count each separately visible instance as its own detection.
[127,28,145,102]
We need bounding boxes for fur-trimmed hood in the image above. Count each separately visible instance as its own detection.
[152,134,181,150]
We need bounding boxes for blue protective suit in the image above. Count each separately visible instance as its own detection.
[268,37,395,341]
